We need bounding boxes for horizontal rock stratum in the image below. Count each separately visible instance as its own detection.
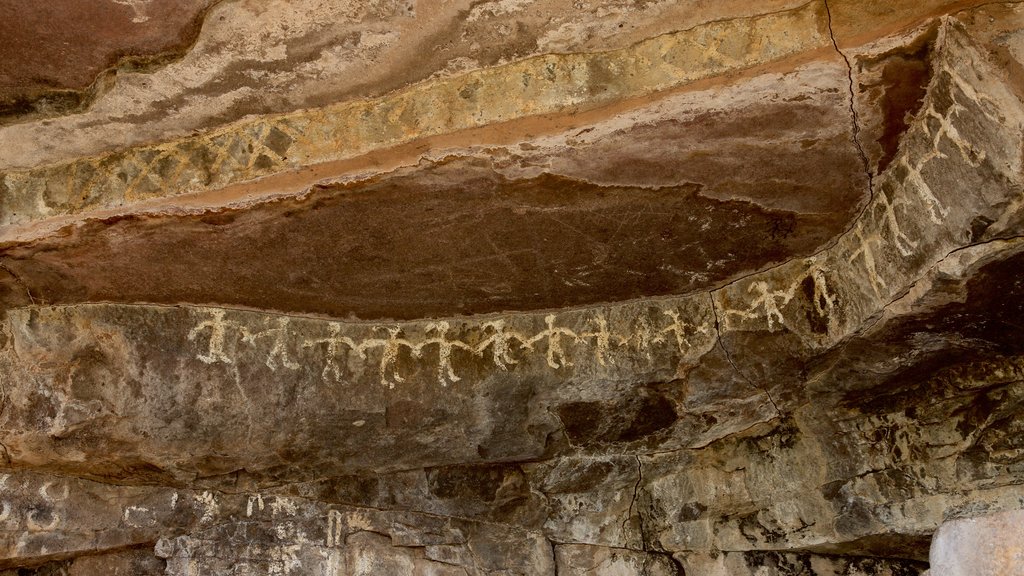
[1,1,1023,574]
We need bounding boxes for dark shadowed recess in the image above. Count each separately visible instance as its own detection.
[858,24,937,174]
[814,247,1024,411]
[0,155,863,320]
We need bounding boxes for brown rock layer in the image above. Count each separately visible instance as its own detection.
[0,0,217,124]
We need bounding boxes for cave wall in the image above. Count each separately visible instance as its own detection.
[1,1,1024,574]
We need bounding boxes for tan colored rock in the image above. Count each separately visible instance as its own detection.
[0,2,833,227]
[555,544,679,575]
[67,549,164,576]
[930,509,1024,576]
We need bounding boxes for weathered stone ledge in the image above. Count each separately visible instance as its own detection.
[0,2,831,228]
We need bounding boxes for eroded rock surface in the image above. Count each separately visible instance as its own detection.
[1,0,1024,574]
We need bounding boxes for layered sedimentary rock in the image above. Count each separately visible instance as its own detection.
[1,0,1024,574]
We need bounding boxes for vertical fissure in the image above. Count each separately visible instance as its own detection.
[710,293,781,414]
[823,0,877,197]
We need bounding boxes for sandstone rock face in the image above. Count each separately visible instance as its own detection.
[930,509,1024,576]
[1,1,1024,574]
[0,0,215,124]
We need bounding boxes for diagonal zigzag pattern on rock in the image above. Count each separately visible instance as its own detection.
[0,2,828,226]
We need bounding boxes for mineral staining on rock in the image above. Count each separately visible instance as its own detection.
[0,62,867,318]
[0,0,217,124]
[1,0,1024,575]
[0,2,831,226]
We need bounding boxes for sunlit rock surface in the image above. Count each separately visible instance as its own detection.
[1,1,1024,574]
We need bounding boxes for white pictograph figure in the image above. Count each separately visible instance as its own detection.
[808,267,837,319]
[242,318,300,371]
[617,315,655,360]
[724,262,838,331]
[580,313,614,366]
[877,188,918,257]
[896,94,990,228]
[27,479,67,533]
[39,481,69,502]
[271,544,303,576]
[302,323,357,381]
[725,277,801,330]
[246,494,265,517]
[850,224,889,299]
[477,319,523,370]
[654,309,708,353]
[326,510,344,547]
[188,310,236,365]
[180,301,749,381]
[526,315,580,369]
[899,154,948,225]
[416,321,475,386]
[0,474,10,522]
[25,510,59,532]
[359,327,413,388]
[123,505,156,527]
[924,100,986,168]
[747,281,789,329]
[196,491,219,523]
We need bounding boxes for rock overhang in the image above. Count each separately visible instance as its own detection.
[0,3,870,319]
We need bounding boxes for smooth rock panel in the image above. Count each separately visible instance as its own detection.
[930,509,1024,576]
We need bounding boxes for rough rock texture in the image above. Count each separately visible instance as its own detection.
[1,0,1024,574]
